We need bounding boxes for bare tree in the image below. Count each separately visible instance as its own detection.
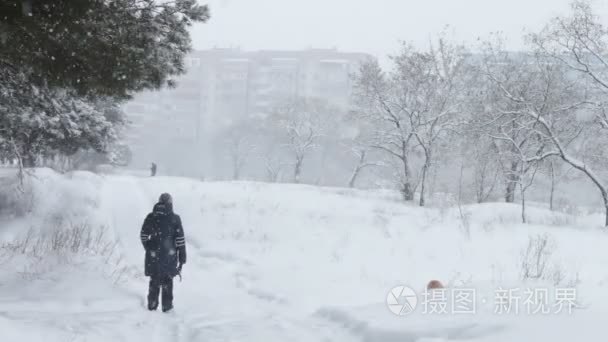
[262,153,284,183]
[227,134,254,180]
[271,97,330,184]
[354,39,469,204]
[405,39,470,206]
[519,159,542,223]
[457,73,504,204]
[542,158,574,211]
[531,1,608,99]
[346,148,383,188]
[528,0,608,226]
[354,59,416,200]
[339,113,384,188]
[219,120,258,180]
[477,42,548,204]
[480,39,581,222]
[471,136,501,203]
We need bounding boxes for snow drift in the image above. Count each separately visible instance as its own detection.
[0,169,606,341]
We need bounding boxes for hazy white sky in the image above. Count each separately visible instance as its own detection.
[191,0,608,58]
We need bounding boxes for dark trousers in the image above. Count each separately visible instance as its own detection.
[147,275,173,310]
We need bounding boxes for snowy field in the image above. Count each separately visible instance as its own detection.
[1,169,607,341]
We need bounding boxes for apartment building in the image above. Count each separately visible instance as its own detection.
[124,48,373,174]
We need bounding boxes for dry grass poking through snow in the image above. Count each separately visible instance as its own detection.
[519,234,580,287]
[0,222,136,284]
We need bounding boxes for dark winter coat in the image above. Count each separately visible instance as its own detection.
[140,202,186,277]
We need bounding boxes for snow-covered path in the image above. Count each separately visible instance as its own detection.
[39,175,349,341]
[2,170,608,341]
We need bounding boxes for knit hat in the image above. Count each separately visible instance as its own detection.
[159,193,173,204]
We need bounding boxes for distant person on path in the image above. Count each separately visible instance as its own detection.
[150,162,157,177]
[140,193,186,312]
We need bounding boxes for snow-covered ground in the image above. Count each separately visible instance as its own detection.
[1,169,607,341]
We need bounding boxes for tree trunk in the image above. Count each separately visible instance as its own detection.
[401,154,414,201]
[348,166,361,188]
[601,192,608,227]
[294,156,303,184]
[348,151,367,188]
[232,158,240,180]
[23,152,36,168]
[419,161,429,207]
[402,182,414,201]
[266,166,279,183]
[505,161,518,203]
[505,183,516,203]
[476,171,485,204]
[549,161,555,211]
[521,184,527,224]
[66,156,73,172]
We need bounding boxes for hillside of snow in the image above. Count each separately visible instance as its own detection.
[1,169,607,341]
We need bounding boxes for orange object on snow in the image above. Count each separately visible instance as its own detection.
[426,280,444,290]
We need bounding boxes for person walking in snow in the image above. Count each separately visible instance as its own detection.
[150,162,157,177]
[140,193,186,312]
